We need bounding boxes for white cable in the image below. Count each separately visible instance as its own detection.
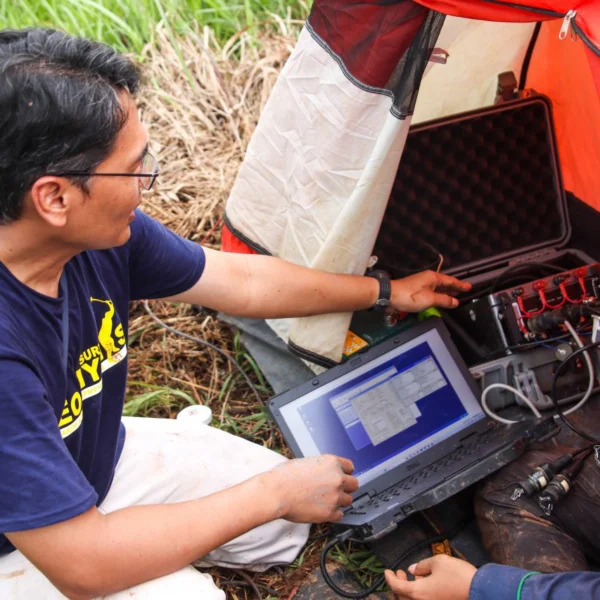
[481,383,542,425]
[562,320,595,416]
[482,321,596,425]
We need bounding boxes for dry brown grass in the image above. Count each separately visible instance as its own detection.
[136,22,299,243]
[126,21,332,599]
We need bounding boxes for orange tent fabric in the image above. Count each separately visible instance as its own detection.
[413,0,554,22]
[528,19,600,210]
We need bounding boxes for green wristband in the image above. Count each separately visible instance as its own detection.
[516,571,539,600]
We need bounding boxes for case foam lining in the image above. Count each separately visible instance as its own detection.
[373,98,566,278]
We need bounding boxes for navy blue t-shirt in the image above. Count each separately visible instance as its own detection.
[0,210,205,555]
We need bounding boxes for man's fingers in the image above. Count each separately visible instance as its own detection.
[384,569,415,598]
[329,508,344,522]
[337,457,355,475]
[338,492,353,507]
[430,292,459,309]
[434,273,471,292]
[435,285,466,296]
[343,475,359,493]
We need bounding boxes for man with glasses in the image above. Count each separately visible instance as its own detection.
[0,28,469,599]
[51,148,160,192]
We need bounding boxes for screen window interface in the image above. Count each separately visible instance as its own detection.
[280,329,485,486]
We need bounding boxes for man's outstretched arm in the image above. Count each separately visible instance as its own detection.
[168,247,471,317]
[8,455,357,600]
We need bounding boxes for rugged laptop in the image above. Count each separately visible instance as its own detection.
[269,319,557,541]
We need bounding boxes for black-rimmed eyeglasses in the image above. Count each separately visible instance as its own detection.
[48,152,160,191]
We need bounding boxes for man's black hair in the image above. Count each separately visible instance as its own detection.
[0,28,141,224]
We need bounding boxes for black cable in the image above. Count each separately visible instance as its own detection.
[489,262,565,294]
[570,448,593,470]
[320,520,470,599]
[142,300,276,445]
[486,326,593,359]
[459,262,564,304]
[221,579,280,598]
[550,340,600,444]
[238,570,264,599]
[490,274,555,291]
[574,444,595,459]
[221,580,263,600]
[383,240,443,277]
[551,385,600,408]
[518,22,541,90]
[308,529,333,543]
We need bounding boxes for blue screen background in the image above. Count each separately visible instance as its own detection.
[298,342,468,477]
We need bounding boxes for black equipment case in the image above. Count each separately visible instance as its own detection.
[371,94,598,365]
[374,95,588,282]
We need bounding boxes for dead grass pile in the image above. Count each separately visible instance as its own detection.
[126,20,332,599]
[137,21,299,242]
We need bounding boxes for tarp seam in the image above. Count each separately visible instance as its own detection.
[288,338,338,368]
[305,21,410,120]
[223,212,272,255]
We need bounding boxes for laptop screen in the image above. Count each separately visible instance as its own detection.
[278,326,485,486]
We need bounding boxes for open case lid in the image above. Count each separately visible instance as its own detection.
[373,96,570,280]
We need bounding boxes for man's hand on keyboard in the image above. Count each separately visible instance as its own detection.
[263,455,359,523]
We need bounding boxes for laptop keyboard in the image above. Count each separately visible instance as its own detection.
[353,434,498,513]
[391,440,483,493]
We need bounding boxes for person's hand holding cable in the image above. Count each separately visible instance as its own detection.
[386,555,600,600]
[385,554,476,599]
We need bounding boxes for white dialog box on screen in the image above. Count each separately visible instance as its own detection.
[352,357,447,446]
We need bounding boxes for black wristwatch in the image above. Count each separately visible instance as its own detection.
[367,270,391,310]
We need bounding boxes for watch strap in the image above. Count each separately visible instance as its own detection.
[367,270,391,309]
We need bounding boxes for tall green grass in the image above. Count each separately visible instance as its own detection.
[2,0,310,53]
